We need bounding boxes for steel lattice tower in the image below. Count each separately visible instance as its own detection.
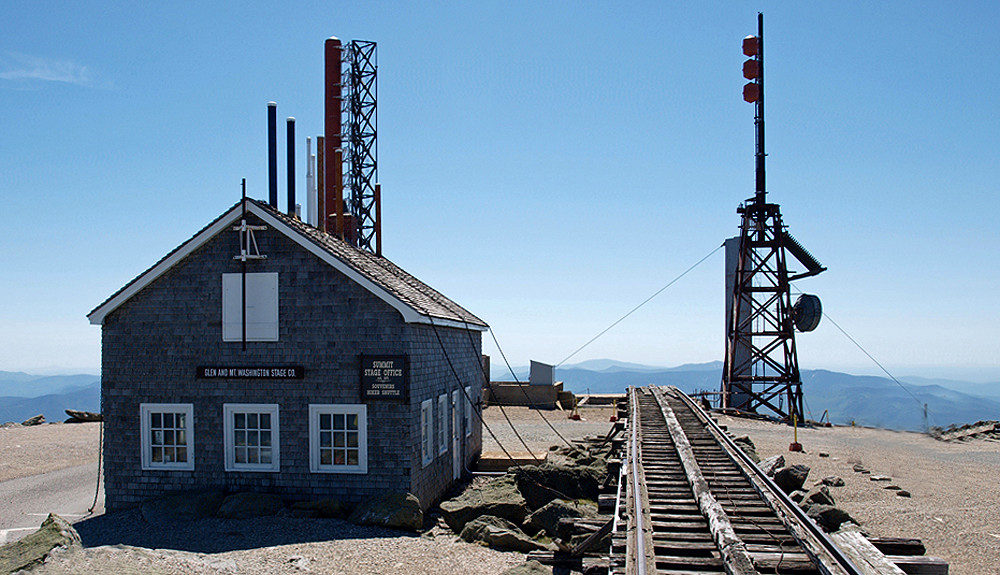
[341,40,379,255]
[724,202,803,420]
[722,14,824,422]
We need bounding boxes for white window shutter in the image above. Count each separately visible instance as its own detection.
[223,273,278,341]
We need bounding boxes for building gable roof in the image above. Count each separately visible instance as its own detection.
[87,199,488,330]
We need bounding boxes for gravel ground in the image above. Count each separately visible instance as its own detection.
[34,516,524,575]
[2,407,613,575]
[481,405,618,456]
[0,422,101,482]
[719,414,1000,575]
[7,405,996,575]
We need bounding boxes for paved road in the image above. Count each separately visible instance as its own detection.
[0,463,104,545]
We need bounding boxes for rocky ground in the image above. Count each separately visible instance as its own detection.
[719,414,1000,575]
[2,403,998,574]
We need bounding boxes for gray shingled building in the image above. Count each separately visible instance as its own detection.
[88,198,487,512]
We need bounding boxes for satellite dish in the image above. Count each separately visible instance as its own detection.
[793,294,822,332]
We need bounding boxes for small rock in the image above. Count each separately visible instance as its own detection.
[21,414,45,426]
[733,436,760,463]
[800,485,835,507]
[290,498,349,519]
[501,559,552,575]
[897,490,911,498]
[349,492,423,531]
[758,455,785,477]
[789,490,807,504]
[883,485,901,491]
[773,464,810,494]
[818,476,845,487]
[818,452,830,458]
[806,505,857,532]
[217,492,284,519]
[870,475,891,482]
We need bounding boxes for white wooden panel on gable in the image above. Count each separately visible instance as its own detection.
[222,272,278,341]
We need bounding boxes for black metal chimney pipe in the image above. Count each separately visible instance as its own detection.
[267,102,278,208]
[286,117,296,217]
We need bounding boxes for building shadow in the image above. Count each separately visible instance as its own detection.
[73,509,418,554]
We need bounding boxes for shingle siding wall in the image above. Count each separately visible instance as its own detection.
[101,214,482,512]
[404,324,484,508]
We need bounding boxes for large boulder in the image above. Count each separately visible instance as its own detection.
[0,513,80,574]
[511,464,603,510]
[141,489,226,522]
[806,505,857,532]
[460,515,551,553]
[439,476,528,533]
[773,464,810,494]
[348,492,423,531]
[217,492,284,519]
[523,499,597,538]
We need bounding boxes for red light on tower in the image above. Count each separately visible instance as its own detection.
[742,34,762,103]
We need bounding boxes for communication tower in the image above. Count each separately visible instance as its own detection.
[324,38,381,255]
[722,14,826,421]
[341,40,380,255]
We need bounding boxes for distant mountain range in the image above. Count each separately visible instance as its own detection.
[493,360,1000,432]
[0,371,100,424]
[4,363,998,432]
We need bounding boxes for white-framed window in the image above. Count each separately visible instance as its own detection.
[140,403,194,470]
[464,385,473,438]
[222,272,279,342]
[438,393,448,455]
[420,399,434,467]
[309,404,367,474]
[223,403,280,472]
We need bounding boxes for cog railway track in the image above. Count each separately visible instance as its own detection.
[611,386,864,575]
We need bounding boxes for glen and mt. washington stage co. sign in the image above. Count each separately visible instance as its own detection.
[196,366,304,379]
[360,355,407,399]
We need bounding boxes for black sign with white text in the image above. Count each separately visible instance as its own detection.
[196,366,304,379]
[360,355,408,400]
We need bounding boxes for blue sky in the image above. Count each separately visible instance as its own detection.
[2,1,998,381]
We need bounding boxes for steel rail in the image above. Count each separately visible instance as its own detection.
[665,386,865,575]
[628,386,649,575]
